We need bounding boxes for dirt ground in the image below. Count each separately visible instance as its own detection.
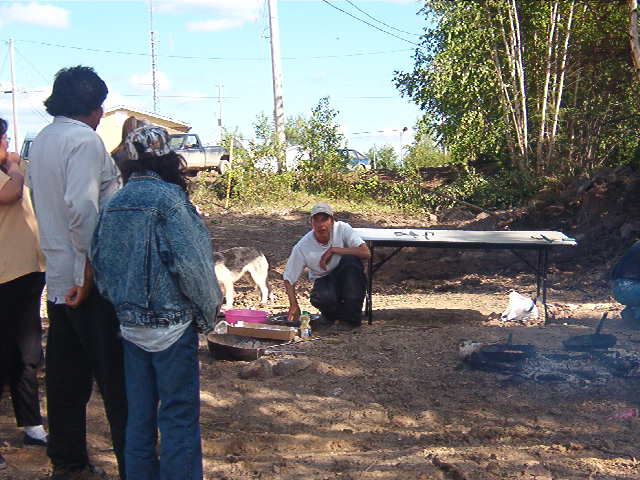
[2,195,640,479]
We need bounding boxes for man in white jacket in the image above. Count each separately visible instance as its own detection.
[30,66,127,480]
[283,203,370,328]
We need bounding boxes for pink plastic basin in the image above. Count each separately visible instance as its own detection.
[223,309,269,325]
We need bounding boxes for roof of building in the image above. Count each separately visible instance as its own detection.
[104,106,191,131]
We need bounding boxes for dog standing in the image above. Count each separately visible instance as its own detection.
[214,247,270,309]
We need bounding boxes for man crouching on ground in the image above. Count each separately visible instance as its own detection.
[283,203,370,329]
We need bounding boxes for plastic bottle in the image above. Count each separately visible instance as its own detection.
[300,311,312,339]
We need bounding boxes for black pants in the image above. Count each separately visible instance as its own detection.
[310,255,366,326]
[0,271,45,427]
[46,287,127,479]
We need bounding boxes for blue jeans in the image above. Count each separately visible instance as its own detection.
[612,278,640,321]
[310,255,366,326]
[123,325,202,480]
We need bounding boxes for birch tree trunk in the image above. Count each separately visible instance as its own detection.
[630,0,640,83]
[536,0,559,173]
[547,0,575,170]
[490,42,520,162]
[509,0,529,167]
[487,0,529,172]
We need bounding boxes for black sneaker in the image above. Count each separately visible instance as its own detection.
[336,321,361,332]
[49,467,71,480]
[49,464,106,480]
[23,432,48,446]
[0,453,6,470]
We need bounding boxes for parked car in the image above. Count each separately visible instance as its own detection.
[20,134,36,188]
[168,133,230,174]
[338,148,372,170]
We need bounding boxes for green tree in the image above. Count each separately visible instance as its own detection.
[285,115,306,146]
[400,121,451,170]
[366,145,398,170]
[296,97,345,171]
[247,113,281,170]
[248,98,346,172]
[395,0,640,176]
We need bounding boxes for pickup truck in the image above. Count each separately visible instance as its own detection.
[168,133,231,174]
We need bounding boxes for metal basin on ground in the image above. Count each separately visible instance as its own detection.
[207,333,283,361]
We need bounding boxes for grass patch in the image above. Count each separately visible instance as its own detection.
[189,166,536,216]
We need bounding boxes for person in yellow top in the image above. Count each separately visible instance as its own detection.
[0,117,48,470]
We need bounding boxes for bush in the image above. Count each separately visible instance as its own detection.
[190,163,538,215]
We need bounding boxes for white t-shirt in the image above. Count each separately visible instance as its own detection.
[283,221,364,284]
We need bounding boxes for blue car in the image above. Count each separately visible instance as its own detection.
[338,149,372,170]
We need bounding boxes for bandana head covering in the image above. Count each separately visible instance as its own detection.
[124,125,172,161]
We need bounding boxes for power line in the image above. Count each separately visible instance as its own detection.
[14,46,49,84]
[320,0,419,46]
[351,128,407,135]
[342,96,399,99]
[13,38,412,61]
[305,49,412,59]
[121,94,240,99]
[0,45,8,82]
[344,0,421,37]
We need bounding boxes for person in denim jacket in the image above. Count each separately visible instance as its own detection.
[611,241,640,325]
[90,125,221,480]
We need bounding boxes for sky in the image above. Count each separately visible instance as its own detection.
[0,0,426,156]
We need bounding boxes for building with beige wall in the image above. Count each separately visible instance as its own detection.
[98,106,191,153]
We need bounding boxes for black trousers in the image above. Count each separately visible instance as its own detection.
[310,255,366,326]
[46,287,127,479]
[0,271,45,427]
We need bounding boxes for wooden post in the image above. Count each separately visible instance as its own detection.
[224,136,235,209]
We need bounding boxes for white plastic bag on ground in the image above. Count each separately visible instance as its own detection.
[501,291,538,322]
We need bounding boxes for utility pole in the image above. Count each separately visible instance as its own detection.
[8,38,19,153]
[267,0,286,170]
[399,126,408,165]
[217,83,224,144]
[149,0,159,112]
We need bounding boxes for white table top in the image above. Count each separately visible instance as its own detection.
[353,228,577,246]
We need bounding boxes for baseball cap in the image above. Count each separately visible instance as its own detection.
[125,125,172,161]
[310,202,334,218]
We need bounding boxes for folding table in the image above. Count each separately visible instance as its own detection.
[353,228,577,324]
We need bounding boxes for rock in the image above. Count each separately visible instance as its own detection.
[273,358,313,376]
[524,462,552,480]
[485,461,499,471]
[238,357,273,380]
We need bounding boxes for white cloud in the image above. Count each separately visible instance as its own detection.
[156,0,261,11]
[104,91,145,111]
[128,71,171,92]
[187,18,246,32]
[154,0,261,32]
[0,2,69,28]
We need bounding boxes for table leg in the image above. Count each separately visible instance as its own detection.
[367,242,374,324]
[542,248,549,323]
[536,248,543,299]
